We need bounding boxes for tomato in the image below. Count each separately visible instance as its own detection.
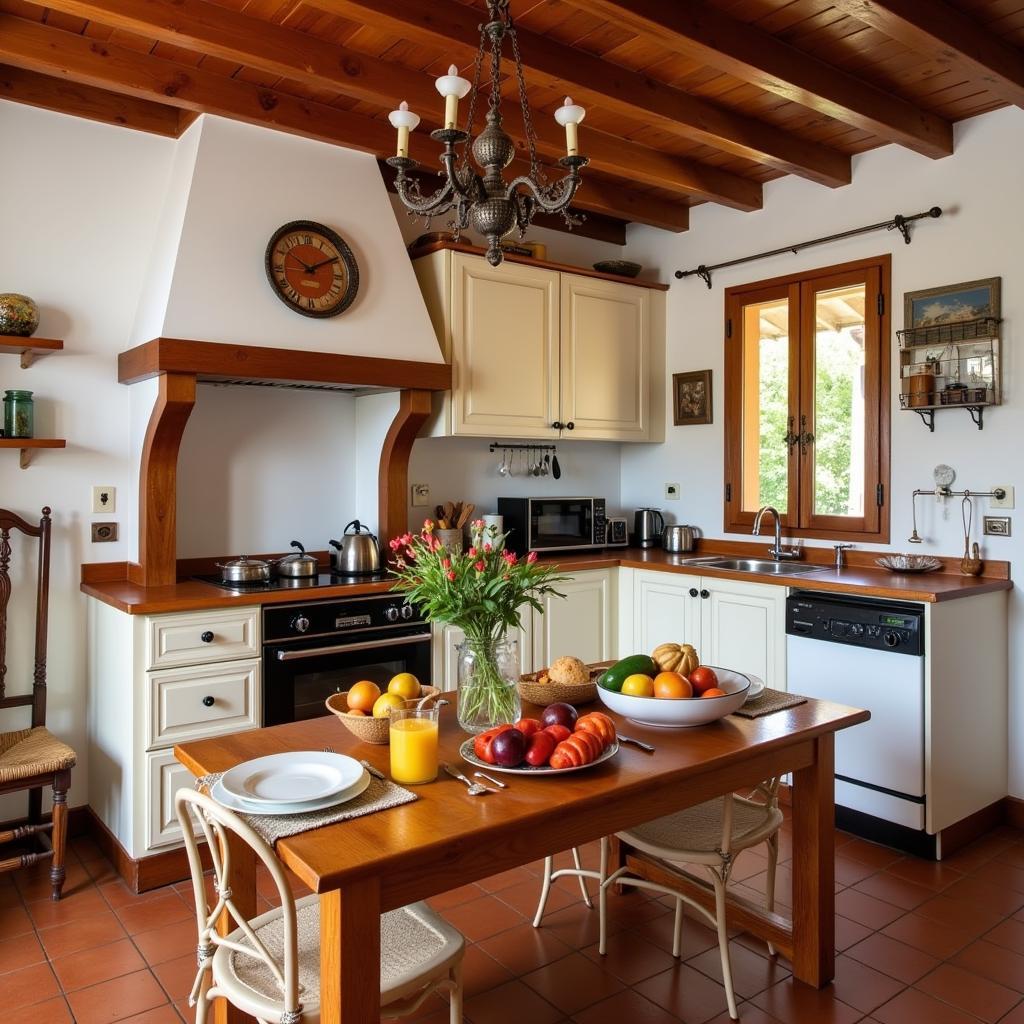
[543,724,572,744]
[689,666,720,696]
[473,724,513,764]
[525,730,557,766]
[515,718,543,739]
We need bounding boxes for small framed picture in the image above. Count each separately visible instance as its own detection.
[904,277,1000,329]
[673,370,712,426]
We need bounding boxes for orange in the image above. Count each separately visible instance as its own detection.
[700,688,728,698]
[347,709,367,717]
[372,692,405,718]
[653,671,693,699]
[347,680,381,713]
[387,672,421,700]
[621,673,655,698]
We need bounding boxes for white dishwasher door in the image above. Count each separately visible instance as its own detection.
[787,635,925,798]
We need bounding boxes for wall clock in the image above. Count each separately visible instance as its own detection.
[264,220,359,318]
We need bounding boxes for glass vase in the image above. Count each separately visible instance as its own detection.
[456,637,521,735]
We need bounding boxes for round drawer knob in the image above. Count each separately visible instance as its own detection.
[700,589,710,599]
[566,421,575,430]
[552,420,563,430]
[202,695,215,708]
[200,631,214,643]
[688,587,699,598]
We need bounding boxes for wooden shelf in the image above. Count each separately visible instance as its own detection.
[0,437,67,468]
[0,337,64,368]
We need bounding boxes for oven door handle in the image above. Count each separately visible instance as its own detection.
[274,632,432,661]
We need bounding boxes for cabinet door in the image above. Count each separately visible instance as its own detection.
[533,570,614,667]
[432,620,533,691]
[559,275,650,440]
[633,571,701,656]
[699,578,786,690]
[451,254,559,437]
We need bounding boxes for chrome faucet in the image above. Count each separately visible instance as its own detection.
[753,506,802,560]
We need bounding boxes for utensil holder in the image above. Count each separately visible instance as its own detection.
[435,528,463,554]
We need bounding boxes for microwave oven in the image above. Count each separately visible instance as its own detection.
[497,497,627,555]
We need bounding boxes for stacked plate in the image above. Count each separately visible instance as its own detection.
[212,751,370,816]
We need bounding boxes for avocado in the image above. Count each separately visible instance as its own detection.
[598,654,658,692]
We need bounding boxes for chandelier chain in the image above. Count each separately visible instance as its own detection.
[460,28,487,177]
[509,19,541,182]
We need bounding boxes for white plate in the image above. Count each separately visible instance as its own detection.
[211,769,370,816]
[459,739,619,775]
[597,667,751,728]
[745,675,765,701]
[220,751,364,805]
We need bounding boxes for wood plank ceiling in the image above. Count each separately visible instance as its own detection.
[0,0,1022,233]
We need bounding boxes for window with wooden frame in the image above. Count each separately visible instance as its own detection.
[724,255,891,542]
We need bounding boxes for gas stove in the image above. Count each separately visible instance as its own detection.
[193,570,393,594]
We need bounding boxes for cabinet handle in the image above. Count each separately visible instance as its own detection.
[552,420,563,429]
[688,587,699,598]
[700,589,710,599]
[566,421,575,430]
[202,695,215,707]
[200,631,214,643]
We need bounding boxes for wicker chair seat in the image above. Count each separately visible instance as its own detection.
[0,727,77,786]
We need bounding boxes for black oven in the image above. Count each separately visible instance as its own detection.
[262,594,431,726]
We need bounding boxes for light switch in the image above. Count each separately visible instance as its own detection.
[92,486,116,514]
[411,483,431,508]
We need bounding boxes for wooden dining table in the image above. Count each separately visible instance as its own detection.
[175,695,868,1024]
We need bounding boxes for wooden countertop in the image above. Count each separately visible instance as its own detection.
[81,545,1011,614]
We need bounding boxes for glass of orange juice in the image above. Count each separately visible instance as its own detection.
[389,705,440,784]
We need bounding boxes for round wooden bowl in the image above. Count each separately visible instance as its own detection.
[325,686,441,744]
[517,667,600,708]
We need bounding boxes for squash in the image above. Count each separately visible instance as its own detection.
[652,642,700,677]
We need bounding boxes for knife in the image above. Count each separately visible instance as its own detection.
[618,734,655,753]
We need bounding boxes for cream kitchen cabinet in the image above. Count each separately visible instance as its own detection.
[532,569,616,667]
[431,619,533,691]
[414,248,664,442]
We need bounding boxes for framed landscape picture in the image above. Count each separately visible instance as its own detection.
[904,277,1001,329]
[673,370,712,425]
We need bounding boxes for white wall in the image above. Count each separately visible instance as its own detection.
[622,106,1024,794]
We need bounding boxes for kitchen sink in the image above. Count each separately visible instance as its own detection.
[680,557,829,576]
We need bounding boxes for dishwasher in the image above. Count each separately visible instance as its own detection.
[786,591,929,853]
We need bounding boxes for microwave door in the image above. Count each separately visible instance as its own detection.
[530,500,593,548]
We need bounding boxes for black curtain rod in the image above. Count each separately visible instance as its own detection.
[674,206,943,288]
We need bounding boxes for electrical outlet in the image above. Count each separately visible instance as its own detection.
[984,516,1011,537]
[991,485,1015,509]
[91,522,118,543]
[665,482,680,500]
[92,486,116,514]
[411,483,431,508]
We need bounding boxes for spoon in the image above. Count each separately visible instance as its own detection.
[498,449,509,476]
[443,763,497,795]
[541,453,550,476]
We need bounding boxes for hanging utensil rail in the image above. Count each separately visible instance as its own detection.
[488,443,558,453]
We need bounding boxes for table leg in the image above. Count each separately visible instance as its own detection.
[320,878,382,1024]
[791,732,835,987]
[214,832,257,1024]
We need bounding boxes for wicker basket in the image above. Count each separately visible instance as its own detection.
[325,686,441,744]
[517,665,604,708]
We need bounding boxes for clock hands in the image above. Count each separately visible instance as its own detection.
[308,255,340,272]
[286,253,316,274]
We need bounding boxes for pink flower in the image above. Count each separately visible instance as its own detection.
[484,543,493,553]
[527,551,538,563]
[406,548,417,560]
[446,570,456,581]
[389,537,401,551]
[473,519,485,530]
[441,558,451,570]
[474,560,486,572]
[502,551,518,565]
[468,546,477,557]
[423,519,435,532]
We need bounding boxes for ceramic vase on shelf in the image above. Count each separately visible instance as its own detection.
[0,294,40,337]
[456,637,521,734]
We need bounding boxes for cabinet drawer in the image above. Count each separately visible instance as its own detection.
[146,750,201,850]
[148,659,260,748]
[148,608,259,669]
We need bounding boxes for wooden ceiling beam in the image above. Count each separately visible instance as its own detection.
[39,0,758,209]
[304,0,850,188]
[0,15,688,231]
[832,0,1024,109]
[0,62,179,136]
[576,0,954,159]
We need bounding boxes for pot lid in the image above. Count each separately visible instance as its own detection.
[221,555,270,568]
[279,540,317,564]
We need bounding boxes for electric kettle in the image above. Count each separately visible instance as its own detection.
[633,508,665,549]
[329,520,381,575]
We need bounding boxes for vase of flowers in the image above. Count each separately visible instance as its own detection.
[389,520,568,734]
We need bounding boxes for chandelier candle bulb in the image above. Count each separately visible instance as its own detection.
[435,64,472,130]
[554,97,586,156]
[388,101,420,158]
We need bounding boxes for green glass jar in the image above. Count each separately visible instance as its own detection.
[3,390,34,438]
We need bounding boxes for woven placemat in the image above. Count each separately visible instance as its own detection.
[197,771,418,845]
[732,688,808,719]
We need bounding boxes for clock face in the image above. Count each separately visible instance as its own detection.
[264,220,359,318]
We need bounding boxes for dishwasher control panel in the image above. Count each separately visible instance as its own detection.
[786,593,924,656]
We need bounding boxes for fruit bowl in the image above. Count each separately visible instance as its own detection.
[597,667,750,727]
[325,687,440,744]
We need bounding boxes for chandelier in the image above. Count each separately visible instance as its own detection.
[387,0,588,267]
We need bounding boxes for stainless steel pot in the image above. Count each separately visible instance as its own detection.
[275,541,319,578]
[215,555,272,583]
[329,520,381,575]
[663,524,701,553]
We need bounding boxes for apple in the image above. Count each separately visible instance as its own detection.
[491,728,526,767]
[689,666,720,696]
[542,702,578,730]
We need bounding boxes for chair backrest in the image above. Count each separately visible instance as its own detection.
[175,788,303,1017]
[0,507,51,726]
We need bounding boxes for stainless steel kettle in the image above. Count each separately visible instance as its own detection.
[329,520,381,575]
[662,524,701,553]
[633,508,665,549]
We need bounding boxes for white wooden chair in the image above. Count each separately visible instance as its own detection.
[533,780,783,1022]
[176,789,465,1024]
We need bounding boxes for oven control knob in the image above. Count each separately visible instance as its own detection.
[400,604,414,620]
[883,631,900,648]
[292,615,310,634]
[385,605,400,623]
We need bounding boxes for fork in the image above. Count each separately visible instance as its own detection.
[443,763,497,795]
[323,747,388,781]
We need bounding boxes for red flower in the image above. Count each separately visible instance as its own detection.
[447,570,456,581]
[423,519,435,532]
[389,537,401,551]
[527,551,538,563]
[502,551,518,565]
[468,546,477,557]
[484,543,493,553]
[474,560,486,572]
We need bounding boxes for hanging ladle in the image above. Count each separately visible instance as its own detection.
[908,490,922,544]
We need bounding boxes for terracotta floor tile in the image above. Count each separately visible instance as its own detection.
[980,860,1024,895]
[570,988,685,1024]
[529,900,604,950]
[17,862,92,902]
[943,837,1015,873]
[497,876,577,918]
[99,880,171,910]
[942,874,1024,916]
[114,893,191,936]
[988,916,1024,954]
[581,929,679,986]
[151,953,197,1003]
[28,888,109,929]
[130,918,197,965]
[836,837,902,870]
[82,858,122,885]
[873,986,991,1024]
[65,969,168,1024]
[686,940,791,999]
[629,909,720,959]
[439,894,524,942]
[882,911,979,959]
[0,902,34,939]
[2,960,62,1011]
[116,1007,182,1024]
[885,857,963,892]
[833,912,874,951]
[38,908,127,959]
[463,978,563,1024]
[852,870,934,911]
[522,951,624,1015]
[834,889,905,930]
[0,929,46,973]
[834,855,878,887]
[749,978,862,1024]
[478,866,536,894]
[6,995,73,1024]
[829,954,906,1014]
[457,943,514,998]
[52,937,146,992]
[915,962,1021,1023]
[634,962,732,1024]
[914,893,1008,935]
[477,920,574,975]
[704,1005,785,1024]
[845,931,940,984]
[950,938,1024,993]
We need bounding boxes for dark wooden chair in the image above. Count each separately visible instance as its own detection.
[0,506,76,900]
